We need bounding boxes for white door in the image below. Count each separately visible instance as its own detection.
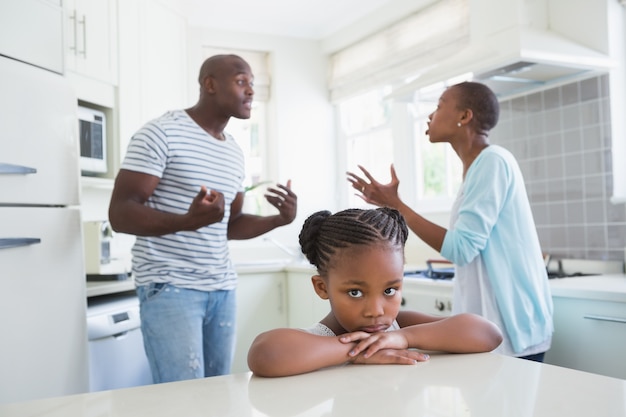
[0,55,80,206]
[0,207,88,403]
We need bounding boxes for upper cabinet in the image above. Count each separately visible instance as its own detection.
[116,0,188,172]
[0,0,64,74]
[63,0,118,86]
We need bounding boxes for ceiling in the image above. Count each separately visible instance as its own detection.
[176,0,397,39]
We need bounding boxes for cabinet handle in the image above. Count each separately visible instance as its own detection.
[78,14,87,58]
[0,163,37,175]
[0,238,42,250]
[69,10,78,54]
[583,314,626,324]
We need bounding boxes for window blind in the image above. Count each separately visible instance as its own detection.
[328,0,470,102]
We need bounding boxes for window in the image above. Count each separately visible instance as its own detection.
[202,47,272,214]
[410,85,463,210]
[225,103,269,214]
[329,0,470,211]
[338,87,393,207]
[336,81,464,212]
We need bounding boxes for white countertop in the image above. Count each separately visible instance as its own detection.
[1,353,624,416]
[87,260,626,305]
[402,271,626,303]
[549,274,626,302]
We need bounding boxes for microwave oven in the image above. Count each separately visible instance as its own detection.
[78,106,107,174]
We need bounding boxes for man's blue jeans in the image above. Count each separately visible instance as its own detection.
[136,283,237,383]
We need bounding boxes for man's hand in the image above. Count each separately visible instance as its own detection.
[264,179,297,225]
[186,186,225,230]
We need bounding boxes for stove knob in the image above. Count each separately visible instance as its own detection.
[435,300,445,312]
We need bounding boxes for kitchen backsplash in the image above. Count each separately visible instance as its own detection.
[492,74,626,262]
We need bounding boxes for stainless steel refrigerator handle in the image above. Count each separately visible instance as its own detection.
[583,314,626,324]
[0,238,42,250]
[0,163,37,175]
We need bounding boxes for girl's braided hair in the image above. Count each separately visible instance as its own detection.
[298,207,409,276]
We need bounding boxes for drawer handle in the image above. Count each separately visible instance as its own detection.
[583,314,626,324]
[0,238,42,250]
[0,163,37,175]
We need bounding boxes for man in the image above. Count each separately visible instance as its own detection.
[108,54,297,382]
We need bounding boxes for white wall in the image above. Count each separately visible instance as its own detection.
[186,27,337,252]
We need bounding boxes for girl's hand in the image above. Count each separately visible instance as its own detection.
[350,348,429,365]
[340,331,410,358]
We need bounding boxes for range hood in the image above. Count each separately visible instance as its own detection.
[391,0,616,99]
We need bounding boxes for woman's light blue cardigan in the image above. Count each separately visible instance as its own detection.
[441,145,553,353]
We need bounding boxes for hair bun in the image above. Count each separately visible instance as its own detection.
[299,210,331,266]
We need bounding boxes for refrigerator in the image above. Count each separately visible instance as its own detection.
[0,54,89,403]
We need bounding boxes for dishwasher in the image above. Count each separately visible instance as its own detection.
[87,292,152,392]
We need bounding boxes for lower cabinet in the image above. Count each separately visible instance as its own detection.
[545,296,626,379]
[401,278,453,317]
[233,271,288,373]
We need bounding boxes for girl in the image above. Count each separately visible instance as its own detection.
[347,82,554,362]
[247,208,502,377]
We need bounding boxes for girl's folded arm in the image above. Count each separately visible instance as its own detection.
[247,328,356,377]
[397,312,503,353]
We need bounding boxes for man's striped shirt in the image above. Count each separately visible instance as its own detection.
[121,110,245,291]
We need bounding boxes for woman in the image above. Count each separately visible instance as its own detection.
[347,81,553,361]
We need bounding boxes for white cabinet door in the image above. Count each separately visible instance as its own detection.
[64,0,118,84]
[0,207,89,403]
[0,55,80,206]
[0,0,64,74]
[117,0,188,171]
[401,279,453,316]
[286,270,330,328]
[233,272,288,373]
[545,296,626,379]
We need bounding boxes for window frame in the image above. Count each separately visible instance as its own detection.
[336,86,462,214]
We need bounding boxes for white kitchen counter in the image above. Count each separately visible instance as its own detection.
[401,271,626,304]
[1,352,624,416]
[549,274,626,302]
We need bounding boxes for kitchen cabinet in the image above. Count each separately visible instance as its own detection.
[0,0,64,74]
[63,0,118,85]
[286,269,330,328]
[401,278,453,316]
[116,0,188,173]
[233,271,288,373]
[545,295,626,380]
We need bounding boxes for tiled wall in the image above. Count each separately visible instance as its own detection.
[493,74,626,262]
